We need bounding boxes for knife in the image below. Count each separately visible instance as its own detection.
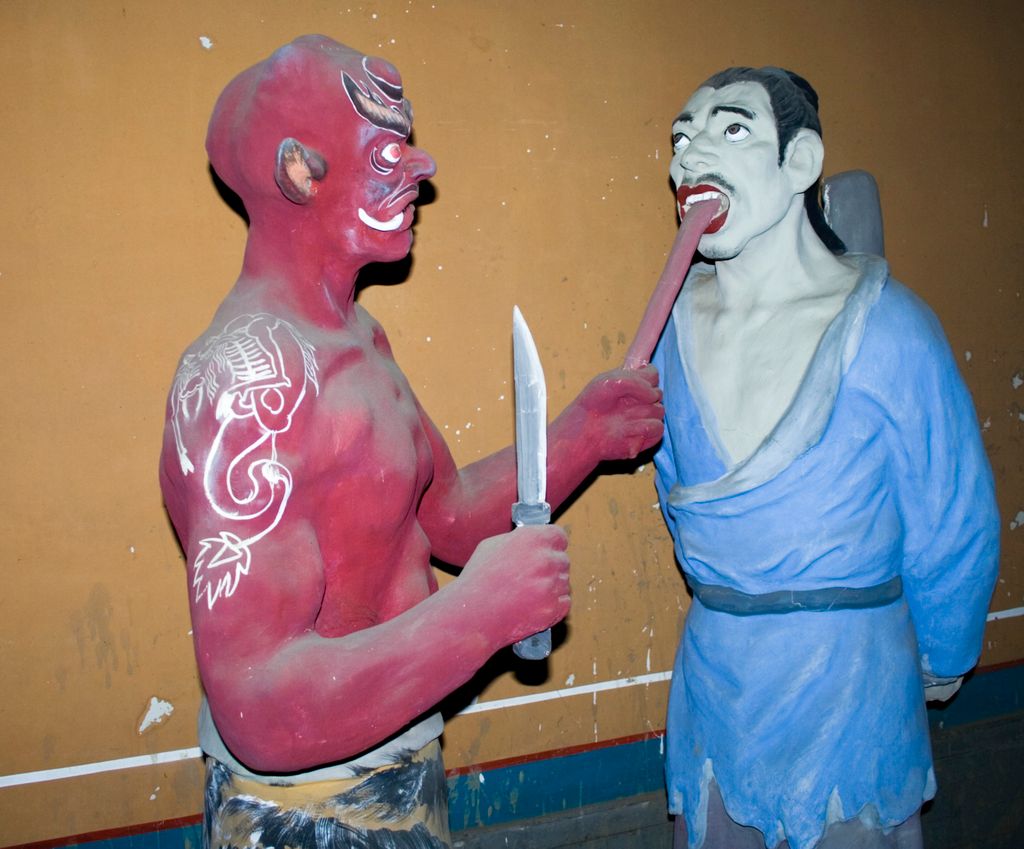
[511,305,552,660]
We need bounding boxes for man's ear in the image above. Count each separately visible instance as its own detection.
[275,138,328,204]
[782,129,824,194]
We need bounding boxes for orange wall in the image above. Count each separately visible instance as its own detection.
[1,1,1021,843]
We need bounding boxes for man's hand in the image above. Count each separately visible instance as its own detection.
[557,365,665,463]
[923,672,963,703]
[459,525,570,645]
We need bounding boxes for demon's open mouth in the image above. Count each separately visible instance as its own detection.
[359,185,420,232]
[358,208,405,231]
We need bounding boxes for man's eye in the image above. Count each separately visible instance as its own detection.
[724,124,750,142]
[672,132,691,152]
[381,142,402,164]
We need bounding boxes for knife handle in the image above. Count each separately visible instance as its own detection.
[511,501,553,660]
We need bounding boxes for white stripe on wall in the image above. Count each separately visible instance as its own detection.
[0,672,673,789]
[0,747,202,789]
[987,605,1024,622]
[456,670,673,715]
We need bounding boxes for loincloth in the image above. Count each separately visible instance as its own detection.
[204,739,452,849]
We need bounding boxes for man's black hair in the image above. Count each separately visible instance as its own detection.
[701,66,846,254]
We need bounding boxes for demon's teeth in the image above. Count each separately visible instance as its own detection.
[358,208,404,232]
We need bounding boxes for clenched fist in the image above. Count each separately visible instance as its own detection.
[460,524,571,647]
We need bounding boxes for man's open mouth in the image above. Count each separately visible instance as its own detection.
[676,184,730,233]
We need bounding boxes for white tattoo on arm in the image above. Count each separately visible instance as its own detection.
[170,314,319,610]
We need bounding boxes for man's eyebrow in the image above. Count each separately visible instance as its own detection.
[674,104,757,125]
[711,105,756,121]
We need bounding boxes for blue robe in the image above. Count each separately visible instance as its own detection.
[652,255,999,849]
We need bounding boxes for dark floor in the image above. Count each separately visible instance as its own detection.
[452,792,671,849]
[923,712,1024,849]
[452,712,1024,849]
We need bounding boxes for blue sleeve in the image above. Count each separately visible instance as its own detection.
[876,287,1000,677]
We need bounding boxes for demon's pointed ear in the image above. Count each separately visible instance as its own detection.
[275,138,328,204]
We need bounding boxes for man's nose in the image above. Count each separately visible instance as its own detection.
[680,132,715,173]
[406,146,437,181]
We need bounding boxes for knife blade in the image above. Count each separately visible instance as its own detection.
[511,305,552,660]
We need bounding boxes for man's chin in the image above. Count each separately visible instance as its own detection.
[699,241,741,261]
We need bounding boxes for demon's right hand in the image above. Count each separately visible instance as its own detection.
[460,525,570,646]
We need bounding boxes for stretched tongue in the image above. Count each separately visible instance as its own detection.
[624,198,724,369]
[689,192,729,233]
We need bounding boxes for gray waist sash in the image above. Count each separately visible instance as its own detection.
[687,574,902,616]
[198,698,443,784]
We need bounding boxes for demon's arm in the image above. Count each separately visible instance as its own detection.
[417,365,664,566]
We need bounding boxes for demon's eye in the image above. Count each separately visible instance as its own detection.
[381,142,402,164]
[672,132,691,152]
[724,124,750,142]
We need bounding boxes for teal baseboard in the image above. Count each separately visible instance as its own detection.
[447,734,666,833]
[927,661,1024,729]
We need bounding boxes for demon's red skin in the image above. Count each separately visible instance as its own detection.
[159,36,663,773]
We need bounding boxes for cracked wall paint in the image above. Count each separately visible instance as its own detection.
[138,696,174,734]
